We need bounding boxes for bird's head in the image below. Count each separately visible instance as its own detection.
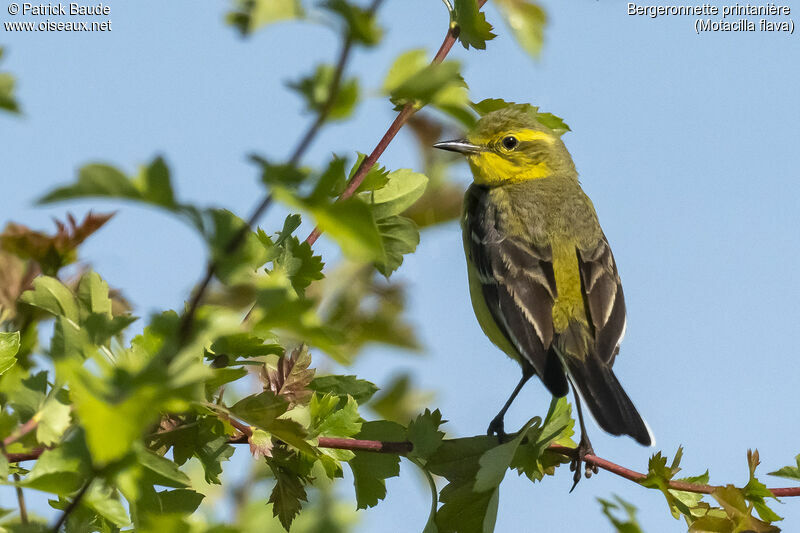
[433,104,575,187]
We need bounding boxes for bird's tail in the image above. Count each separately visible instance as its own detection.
[565,355,652,446]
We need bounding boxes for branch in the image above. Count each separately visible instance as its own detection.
[182,0,386,338]
[50,476,93,533]
[305,0,488,245]
[6,436,799,496]
[2,415,40,447]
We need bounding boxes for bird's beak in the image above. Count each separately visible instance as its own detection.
[432,139,482,154]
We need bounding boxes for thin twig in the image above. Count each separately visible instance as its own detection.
[2,415,40,447]
[50,477,93,533]
[1,441,29,524]
[185,0,385,335]
[305,0,487,245]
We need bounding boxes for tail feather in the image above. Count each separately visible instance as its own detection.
[565,355,652,446]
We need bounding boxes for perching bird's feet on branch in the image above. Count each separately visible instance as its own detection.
[569,434,599,492]
[487,415,509,443]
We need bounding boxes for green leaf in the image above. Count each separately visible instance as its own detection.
[36,395,72,446]
[0,331,20,375]
[407,409,445,462]
[230,390,289,429]
[474,417,539,492]
[203,209,270,284]
[769,453,800,481]
[375,215,420,276]
[251,155,311,189]
[20,276,80,322]
[322,0,382,46]
[367,169,429,219]
[227,0,304,36]
[155,489,205,515]
[209,333,283,360]
[598,494,644,533]
[711,485,780,533]
[744,449,782,523]
[309,394,361,439]
[453,0,496,50]
[268,464,308,531]
[39,164,141,204]
[309,375,378,405]
[510,397,574,482]
[351,153,390,193]
[132,156,178,208]
[83,481,131,527]
[0,48,20,113]
[383,49,468,115]
[272,187,384,263]
[471,98,517,116]
[23,432,92,494]
[267,235,325,294]
[348,420,406,509]
[136,445,192,488]
[195,435,235,484]
[288,65,359,121]
[495,0,546,59]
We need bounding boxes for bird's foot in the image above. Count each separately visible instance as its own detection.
[569,434,599,492]
[486,416,509,443]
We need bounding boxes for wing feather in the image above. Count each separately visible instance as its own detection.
[578,235,627,365]
[463,185,568,396]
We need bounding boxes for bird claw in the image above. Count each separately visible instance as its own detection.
[569,435,599,492]
[486,417,508,443]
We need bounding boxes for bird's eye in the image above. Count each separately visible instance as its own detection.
[501,136,519,150]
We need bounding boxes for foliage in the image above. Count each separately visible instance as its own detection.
[1,2,797,533]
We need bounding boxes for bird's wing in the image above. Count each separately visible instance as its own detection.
[577,235,627,365]
[463,186,568,396]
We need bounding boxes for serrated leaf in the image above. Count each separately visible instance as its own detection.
[20,276,79,322]
[272,187,384,263]
[83,481,131,527]
[268,464,308,531]
[0,331,20,375]
[348,420,405,509]
[408,409,445,462]
[350,153,389,193]
[1,212,114,276]
[262,344,315,407]
[453,0,496,50]
[309,394,361,439]
[136,445,191,488]
[375,215,420,276]
[495,0,546,59]
[769,453,800,481]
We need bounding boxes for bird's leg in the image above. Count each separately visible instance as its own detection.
[487,364,534,442]
[568,384,599,492]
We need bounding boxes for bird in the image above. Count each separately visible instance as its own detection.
[433,103,652,487]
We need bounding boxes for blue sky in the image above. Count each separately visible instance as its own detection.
[2,1,800,531]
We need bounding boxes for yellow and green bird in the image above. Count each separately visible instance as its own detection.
[434,104,652,484]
